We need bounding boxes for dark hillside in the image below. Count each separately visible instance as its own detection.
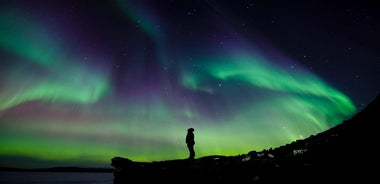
[112,94,379,183]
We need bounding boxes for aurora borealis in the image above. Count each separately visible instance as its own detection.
[0,0,379,168]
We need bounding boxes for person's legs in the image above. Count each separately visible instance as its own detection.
[188,144,195,159]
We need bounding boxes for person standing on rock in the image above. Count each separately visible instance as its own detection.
[186,128,195,160]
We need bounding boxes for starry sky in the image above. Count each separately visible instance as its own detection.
[0,0,379,168]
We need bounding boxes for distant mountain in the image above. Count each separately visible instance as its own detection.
[112,93,379,183]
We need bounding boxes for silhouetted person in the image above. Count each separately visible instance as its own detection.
[186,128,195,159]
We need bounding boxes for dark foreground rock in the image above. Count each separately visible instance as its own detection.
[111,94,379,183]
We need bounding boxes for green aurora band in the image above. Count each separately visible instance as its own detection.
[0,10,111,110]
[0,5,356,168]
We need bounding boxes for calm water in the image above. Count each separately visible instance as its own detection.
[0,171,114,184]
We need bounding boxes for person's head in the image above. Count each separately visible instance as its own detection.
[188,128,194,132]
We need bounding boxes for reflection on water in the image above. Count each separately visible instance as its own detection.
[0,171,114,184]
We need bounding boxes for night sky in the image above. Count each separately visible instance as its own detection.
[0,0,379,168]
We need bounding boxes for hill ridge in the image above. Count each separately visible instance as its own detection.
[112,93,379,183]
